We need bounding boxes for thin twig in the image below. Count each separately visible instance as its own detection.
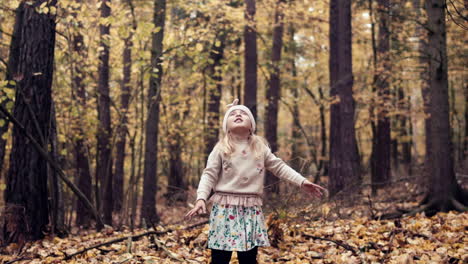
[303,233,359,255]
[63,221,209,260]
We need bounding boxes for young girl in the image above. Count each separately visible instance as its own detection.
[185,99,327,264]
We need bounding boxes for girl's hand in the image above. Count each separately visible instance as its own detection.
[185,199,207,220]
[301,180,328,199]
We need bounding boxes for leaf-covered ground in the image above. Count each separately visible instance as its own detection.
[1,181,467,263]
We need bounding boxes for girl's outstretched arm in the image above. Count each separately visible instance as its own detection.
[264,147,308,187]
[264,147,327,198]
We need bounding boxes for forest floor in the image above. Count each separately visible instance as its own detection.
[0,176,467,264]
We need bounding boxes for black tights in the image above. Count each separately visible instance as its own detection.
[211,246,258,264]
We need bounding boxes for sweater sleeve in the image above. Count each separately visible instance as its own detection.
[264,147,307,187]
[196,146,222,201]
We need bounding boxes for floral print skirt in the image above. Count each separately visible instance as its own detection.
[207,203,270,252]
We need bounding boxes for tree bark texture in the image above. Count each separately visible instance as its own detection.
[328,0,361,196]
[3,0,57,243]
[422,0,467,213]
[204,31,227,164]
[71,0,93,227]
[371,0,391,193]
[141,0,166,225]
[114,31,133,212]
[97,0,113,225]
[265,0,285,196]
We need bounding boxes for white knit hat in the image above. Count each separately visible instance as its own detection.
[222,99,256,133]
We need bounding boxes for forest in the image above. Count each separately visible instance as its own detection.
[0,0,467,263]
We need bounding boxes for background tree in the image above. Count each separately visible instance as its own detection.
[243,0,258,118]
[370,0,391,194]
[70,0,93,228]
[96,0,113,225]
[141,0,166,225]
[328,0,361,196]
[415,0,467,215]
[265,0,285,196]
[114,0,137,213]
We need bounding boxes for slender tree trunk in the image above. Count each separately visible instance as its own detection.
[114,28,134,212]
[287,24,304,173]
[141,0,166,225]
[464,81,468,163]
[3,0,57,243]
[265,0,285,196]
[204,30,227,169]
[243,0,257,119]
[317,84,328,179]
[421,0,467,215]
[368,0,379,189]
[71,0,93,228]
[97,0,113,225]
[328,0,361,196]
[371,0,391,194]
[48,103,66,235]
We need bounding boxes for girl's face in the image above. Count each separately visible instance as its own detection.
[227,109,252,134]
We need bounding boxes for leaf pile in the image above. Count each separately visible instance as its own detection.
[1,210,466,263]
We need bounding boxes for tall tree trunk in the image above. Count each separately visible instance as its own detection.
[3,0,57,243]
[371,0,391,194]
[48,103,66,235]
[71,0,93,228]
[114,21,134,212]
[287,24,304,173]
[421,0,467,215]
[464,81,468,163]
[205,31,227,162]
[328,0,361,196]
[97,0,113,225]
[141,0,166,225]
[317,83,328,180]
[243,0,257,119]
[265,0,285,196]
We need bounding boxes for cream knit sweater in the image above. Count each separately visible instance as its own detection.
[196,141,307,205]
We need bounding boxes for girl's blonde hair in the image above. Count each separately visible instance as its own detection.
[217,133,269,160]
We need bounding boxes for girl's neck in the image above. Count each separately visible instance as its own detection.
[230,133,250,143]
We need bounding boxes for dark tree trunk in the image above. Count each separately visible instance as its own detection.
[265,0,285,196]
[243,0,257,119]
[420,0,467,215]
[317,83,328,179]
[328,0,361,196]
[204,30,227,171]
[3,0,57,243]
[71,0,93,228]
[141,0,166,226]
[48,103,66,236]
[114,27,134,212]
[464,81,468,163]
[371,0,391,194]
[97,0,113,225]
